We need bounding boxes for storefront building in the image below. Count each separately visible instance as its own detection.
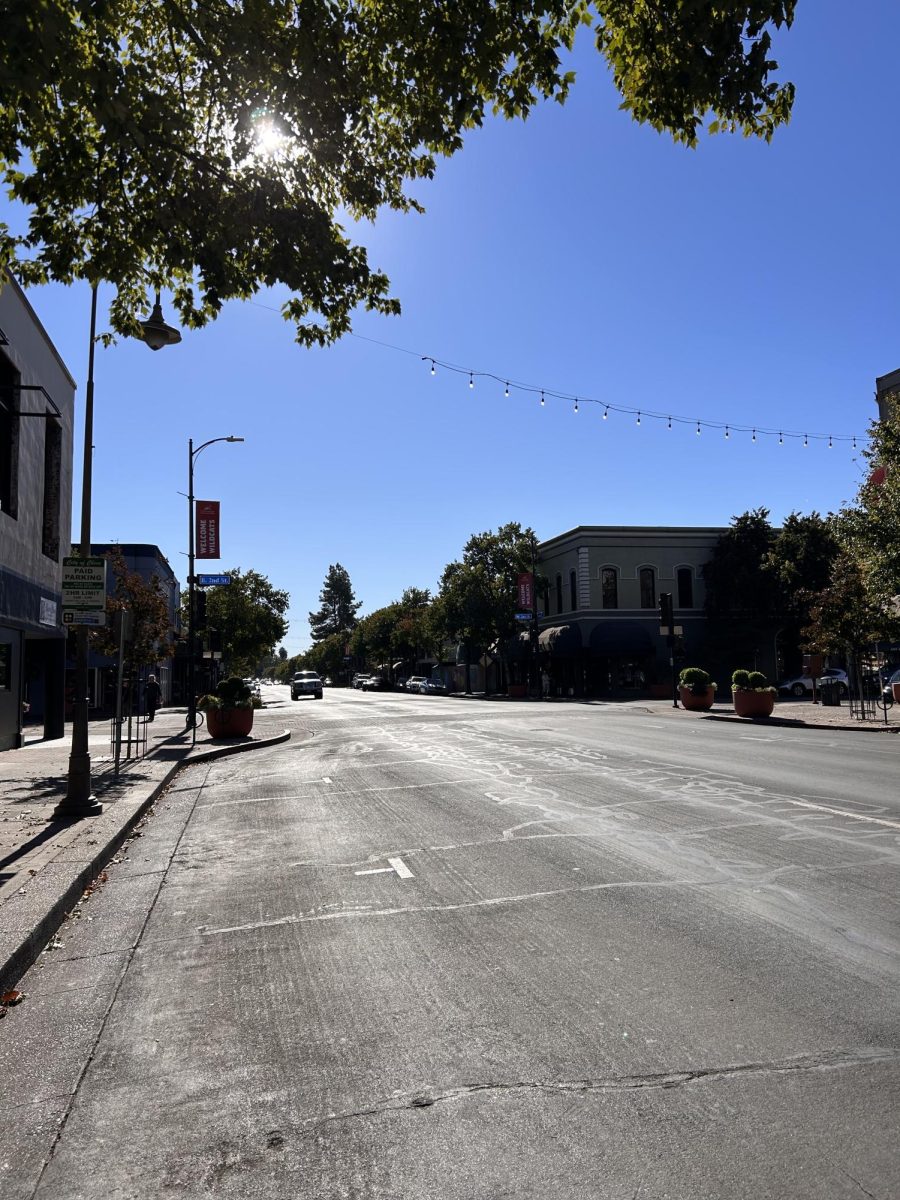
[0,275,75,749]
[534,525,728,698]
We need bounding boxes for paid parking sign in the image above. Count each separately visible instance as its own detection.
[62,556,107,625]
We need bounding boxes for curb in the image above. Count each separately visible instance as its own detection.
[0,729,291,995]
[700,713,897,733]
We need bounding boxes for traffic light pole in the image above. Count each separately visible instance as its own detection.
[659,592,679,709]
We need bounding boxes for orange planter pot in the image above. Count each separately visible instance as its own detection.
[678,685,716,712]
[732,690,775,719]
[206,706,254,738]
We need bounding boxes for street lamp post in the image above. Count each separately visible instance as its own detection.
[56,287,181,820]
[187,436,244,743]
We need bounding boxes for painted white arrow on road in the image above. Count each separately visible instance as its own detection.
[355,856,414,879]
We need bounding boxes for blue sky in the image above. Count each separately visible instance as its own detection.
[8,1,899,656]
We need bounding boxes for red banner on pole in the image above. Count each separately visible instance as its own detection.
[195,500,221,559]
[518,572,534,610]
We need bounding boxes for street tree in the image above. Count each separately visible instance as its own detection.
[434,523,538,689]
[309,564,361,643]
[2,2,796,344]
[802,552,896,659]
[185,567,289,677]
[91,550,174,673]
[838,406,900,615]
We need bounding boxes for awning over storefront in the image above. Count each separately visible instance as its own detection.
[538,625,582,654]
[588,621,654,657]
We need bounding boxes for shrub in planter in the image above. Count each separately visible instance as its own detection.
[197,676,255,737]
[677,667,717,711]
[731,669,776,718]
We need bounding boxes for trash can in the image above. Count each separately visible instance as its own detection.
[818,678,841,706]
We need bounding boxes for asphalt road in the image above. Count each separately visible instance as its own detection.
[4,685,899,1199]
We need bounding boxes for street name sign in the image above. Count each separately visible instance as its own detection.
[197,574,232,586]
[515,611,545,621]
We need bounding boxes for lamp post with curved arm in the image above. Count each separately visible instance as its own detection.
[187,436,244,743]
[56,288,181,820]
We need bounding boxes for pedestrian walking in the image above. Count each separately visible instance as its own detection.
[145,674,161,722]
[541,670,551,699]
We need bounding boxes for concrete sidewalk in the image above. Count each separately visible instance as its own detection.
[0,705,291,995]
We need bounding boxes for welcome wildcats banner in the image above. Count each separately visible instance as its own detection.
[195,500,221,559]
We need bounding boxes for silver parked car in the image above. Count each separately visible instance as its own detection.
[777,667,848,698]
[405,676,428,694]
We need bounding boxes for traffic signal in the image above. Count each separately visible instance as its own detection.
[195,590,207,627]
[659,592,673,631]
[208,629,222,654]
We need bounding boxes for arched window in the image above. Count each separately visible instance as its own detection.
[601,568,618,610]
[569,570,577,611]
[555,573,563,614]
[677,567,694,608]
[639,567,656,609]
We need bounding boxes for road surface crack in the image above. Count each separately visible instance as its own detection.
[297,1047,900,1137]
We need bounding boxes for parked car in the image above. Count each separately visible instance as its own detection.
[882,667,900,703]
[405,675,428,694]
[420,678,448,695]
[352,673,371,689]
[362,675,390,691]
[395,676,408,691]
[777,667,848,698]
[291,670,323,700]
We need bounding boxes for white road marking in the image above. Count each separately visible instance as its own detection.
[388,856,414,879]
[354,867,394,876]
[322,776,333,784]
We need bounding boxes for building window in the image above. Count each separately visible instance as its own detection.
[569,570,577,612]
[601,568,618,610]
[0,352,20,520]
[677,567,694,608]
[639,567,656,609]
[555,573,563,615]
[42,418,62,560]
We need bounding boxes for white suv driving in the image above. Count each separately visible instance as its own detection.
[291,671,323,700]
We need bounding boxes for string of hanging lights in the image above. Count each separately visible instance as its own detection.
[247,298,868,450]
[422,355,865,450]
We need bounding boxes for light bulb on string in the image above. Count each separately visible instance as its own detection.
[804,434,808,447]
[574,398,579,413]
[603,405,609,420]
[696,421,701,436]
[540,390,545,407]
[636,412,641,426]
[468,372,474,390]
[504,382,509,398]
[779,432,783,445]
[852,436,857,450]
[430,360,435,376]
[828,435,833,448]
[752,429,757,443]
[667,417,672,430]
[725,425,730,439]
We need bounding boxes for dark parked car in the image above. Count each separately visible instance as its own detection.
[420,678,448,695]
[362,675,390,691]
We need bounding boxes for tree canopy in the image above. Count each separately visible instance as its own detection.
[308,563,361,642]
[1,2,796,343]
[188,566,289,676]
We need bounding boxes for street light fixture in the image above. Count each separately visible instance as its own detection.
[138,292,182,351]
[57,287,181,819]
[187,436,244,744]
